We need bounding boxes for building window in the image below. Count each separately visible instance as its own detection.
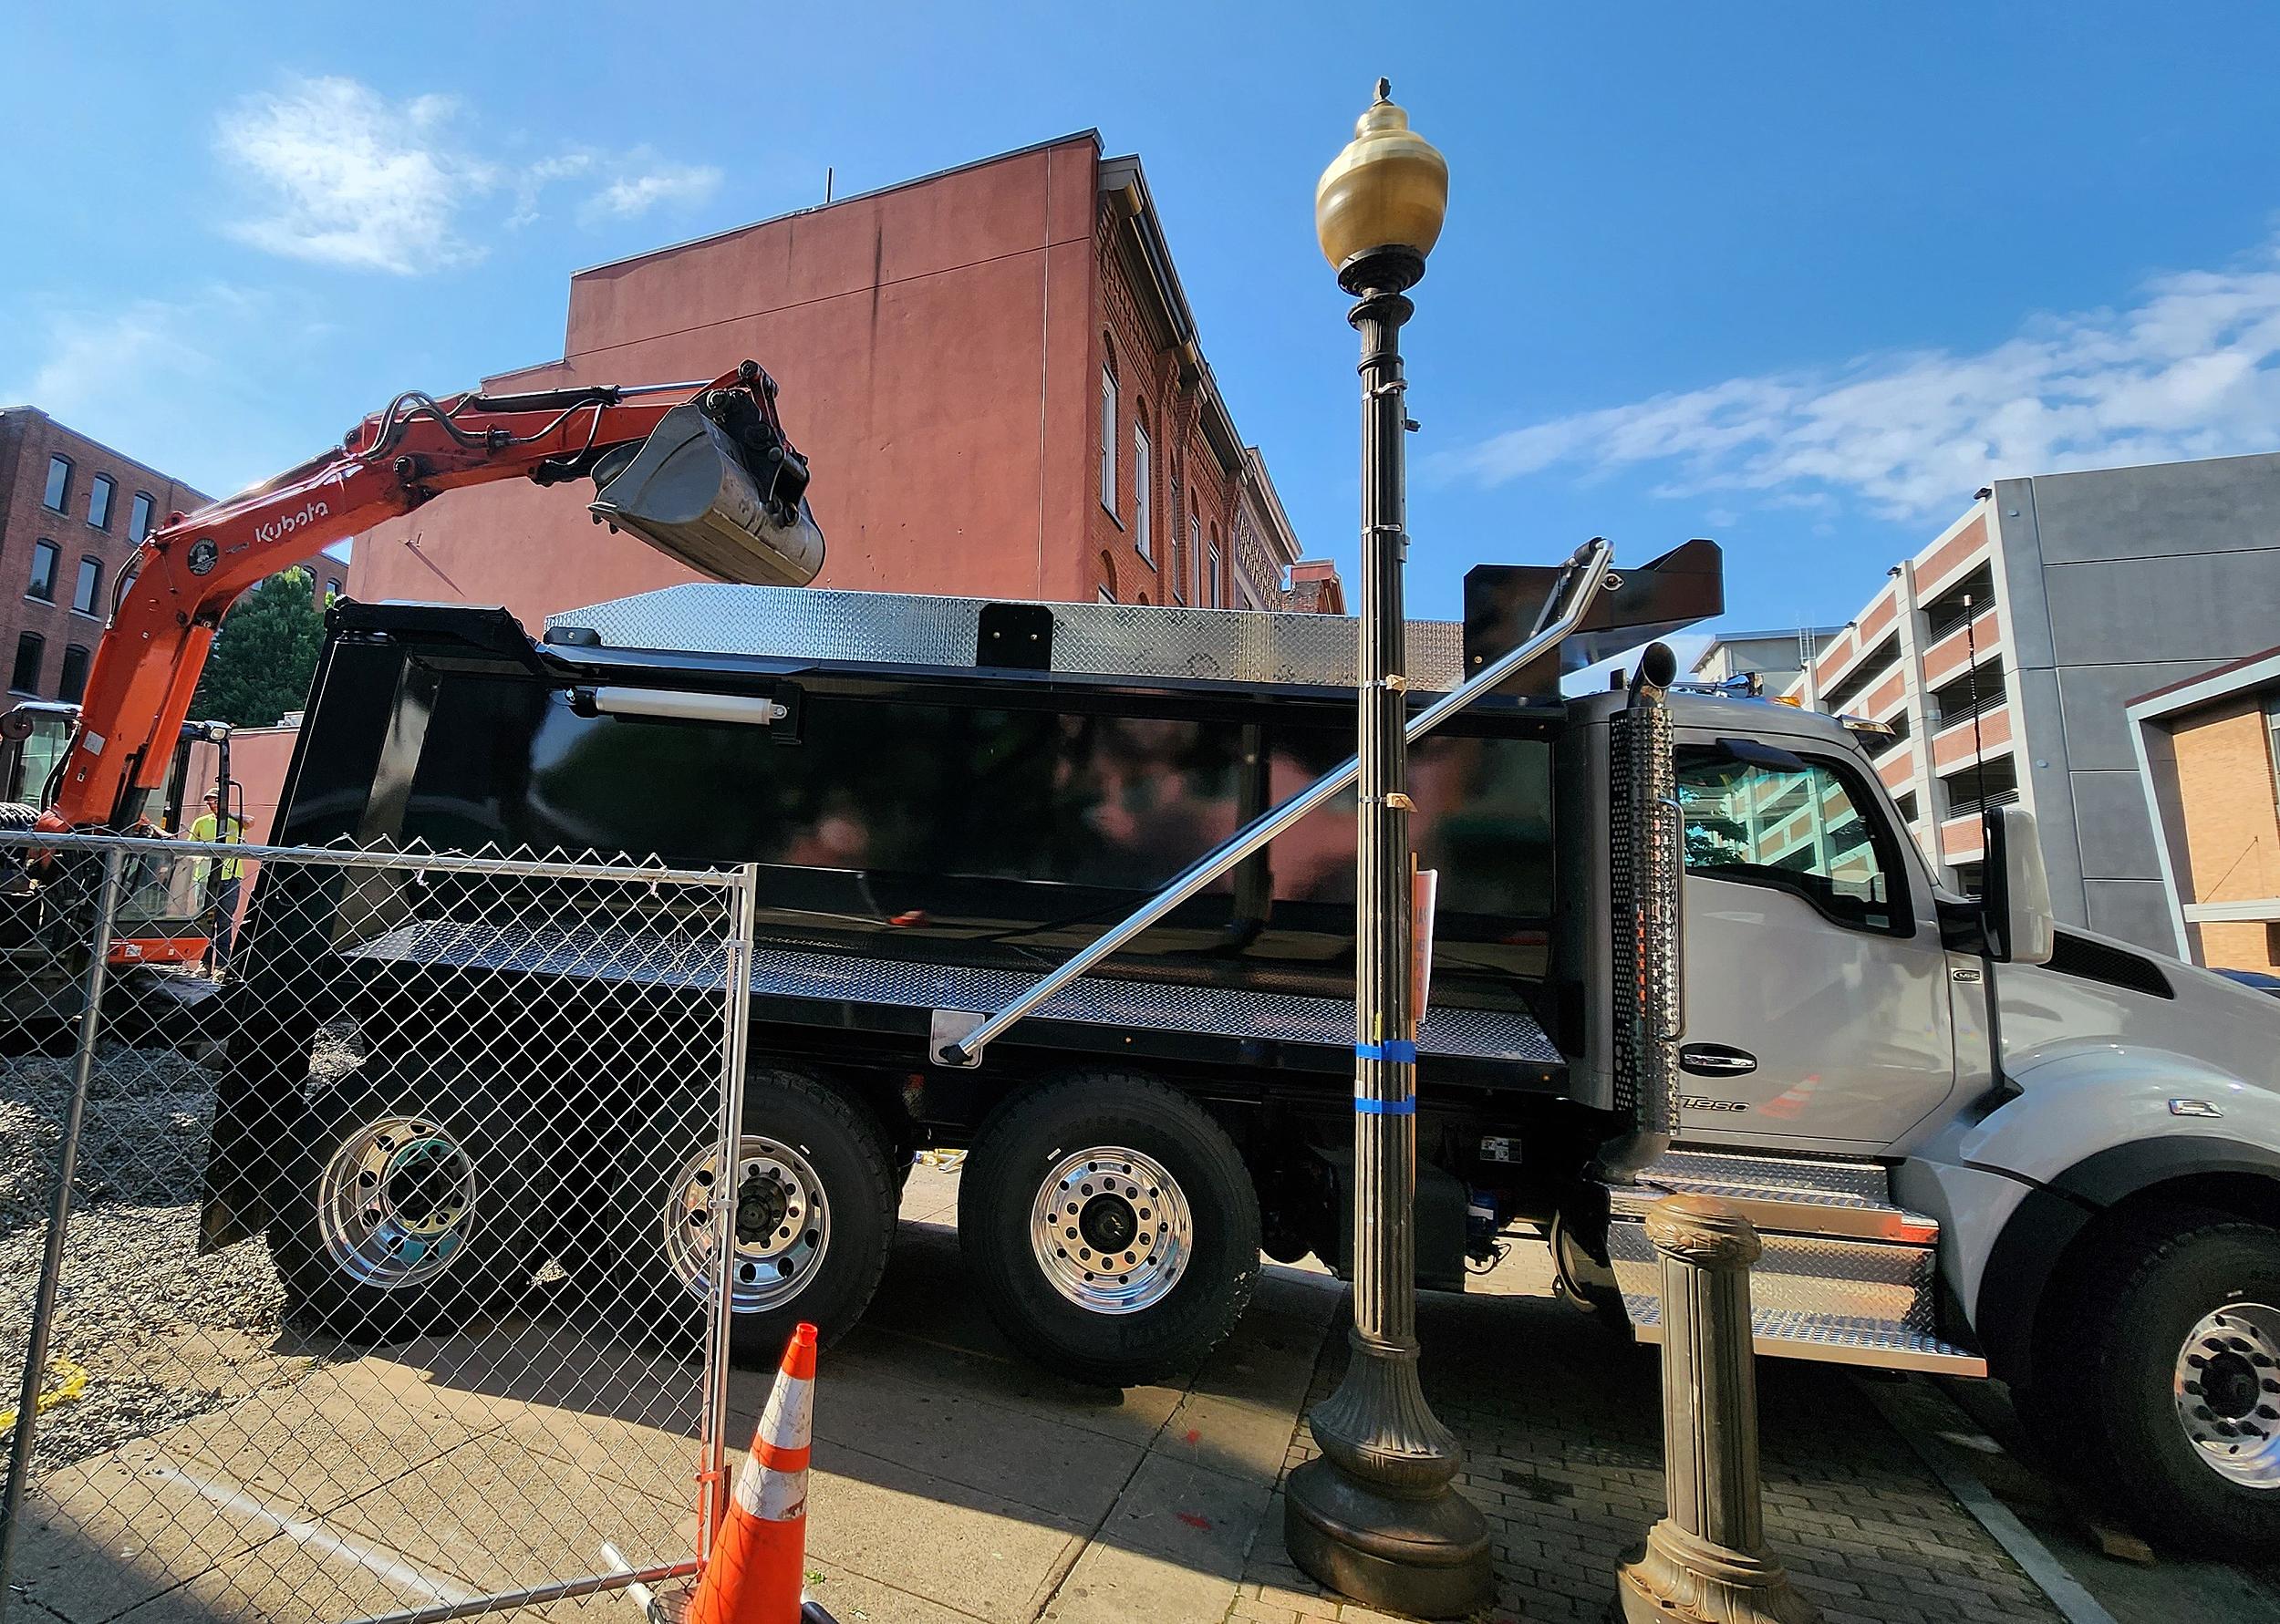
[130,491,156,542]
[27,540,58,602]
[72,555,102,616]
[1921,565,1995,640]
[1098,550,1117,604]
[326,576,344,602]
[1099,366,1117,516]
[1098,585,1116,604]
[2265,695,2280,820]
[1133,422,1152,563]
[41,457,71,514]
[10,633,42,695]
[1189,512,1202,603]
[1207,533,1223,608]
[57,644,88,704]
[1893,790,1919,825]
[1822,632,1902,713]
[1931,657,2005,731]
[1938,751,2019,819]
[87,474,114,531]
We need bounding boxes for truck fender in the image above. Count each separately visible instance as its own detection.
[1972,1132,2280,1384]
[1954,1040,2280,1191]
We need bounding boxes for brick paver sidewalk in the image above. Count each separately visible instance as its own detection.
[1233,1270,2064,1624]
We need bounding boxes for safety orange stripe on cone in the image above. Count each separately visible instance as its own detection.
[685,1322,818,1624]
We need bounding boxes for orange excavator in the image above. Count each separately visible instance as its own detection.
[0,361,823,1009]
[35,360,823,834]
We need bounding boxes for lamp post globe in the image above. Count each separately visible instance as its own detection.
[1282,82,1492,1620]
[1314,78,1448,295]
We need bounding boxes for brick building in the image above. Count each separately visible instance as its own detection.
[347,133,1336,621]
[0,409,212,706]
[1788,450,2280,951]
[2128,649,2280,971]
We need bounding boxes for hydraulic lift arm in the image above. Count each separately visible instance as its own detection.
[45,361,823,831]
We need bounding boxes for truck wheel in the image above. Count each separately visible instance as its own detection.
[959,1071,1259,1388]
[622,1067,896,1363]
[2072,1206,2280,1557]
[270,1065,538,1343]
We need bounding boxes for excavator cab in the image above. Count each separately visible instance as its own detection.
[0,702,234,968]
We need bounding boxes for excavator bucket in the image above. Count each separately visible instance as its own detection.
[589,401,826,586]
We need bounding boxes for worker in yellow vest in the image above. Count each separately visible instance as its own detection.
[189,786,245,975]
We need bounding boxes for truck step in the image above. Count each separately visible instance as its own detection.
[1605,1218,1986,1375]
[1605,1149,1984,1376]
[1614,1147,1937,1244]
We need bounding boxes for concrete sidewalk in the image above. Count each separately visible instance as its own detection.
[1239,1247,2068,1624]
[30,1161,2259,1624]
[5,1160,1341,1624]
[746,1160,1342,1624]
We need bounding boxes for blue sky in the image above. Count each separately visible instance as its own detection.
[7,4,2280,630]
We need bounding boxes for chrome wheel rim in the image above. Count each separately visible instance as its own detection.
[1029,1146,1192,1315]
[665,1134,831,1315]
[316,1115,478,1289]
[2175,1300,2280,1489]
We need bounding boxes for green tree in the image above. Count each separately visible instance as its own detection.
[189,566,328,728]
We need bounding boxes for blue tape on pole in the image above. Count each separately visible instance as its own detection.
[1353,1095,1418,1115]
[1354,1040,1418,1062]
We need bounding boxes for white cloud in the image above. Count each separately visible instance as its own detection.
[217,79,494,274]
[578,161,722,224]
[215,78,726,273]
[1437,238,2280,517]
[506,153,594,228]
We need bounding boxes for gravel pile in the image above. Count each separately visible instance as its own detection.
[2,1025,362,1471]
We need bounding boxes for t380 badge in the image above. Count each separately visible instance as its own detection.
[186,539,219,575]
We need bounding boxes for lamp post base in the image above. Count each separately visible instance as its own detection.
[1612,1519,1819,1624]
[1285,1456,1492,1620]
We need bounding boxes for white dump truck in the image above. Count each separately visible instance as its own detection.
[188,538,2280,1558]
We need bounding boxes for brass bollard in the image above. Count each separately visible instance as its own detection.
[1614,1195,1819,1624]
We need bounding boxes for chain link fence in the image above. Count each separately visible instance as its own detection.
[0,832,757,1624]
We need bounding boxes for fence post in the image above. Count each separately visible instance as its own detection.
[0,846,128,1619]
[1613,1194,1819,1624]
[698,865,759,1551]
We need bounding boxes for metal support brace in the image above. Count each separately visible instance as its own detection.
[930,538,1612,1067]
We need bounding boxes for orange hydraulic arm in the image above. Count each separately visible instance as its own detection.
[46,362,809,831]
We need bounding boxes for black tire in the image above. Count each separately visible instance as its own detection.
[959,1070,1259,1388]
[0,802,40,898]
[269,1063,540,1343]
[616,1066,896,1365]
[2063,1205,2280,1557]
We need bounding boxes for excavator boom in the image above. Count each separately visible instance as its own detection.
[43,362,822,830]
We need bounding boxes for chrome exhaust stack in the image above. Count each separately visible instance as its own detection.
[589,390,825,587]
[1594,639,1684,1184]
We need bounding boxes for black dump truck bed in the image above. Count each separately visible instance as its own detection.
[266,585,1591,1087]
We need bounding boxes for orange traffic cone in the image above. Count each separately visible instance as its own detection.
[681,1322,818,1624]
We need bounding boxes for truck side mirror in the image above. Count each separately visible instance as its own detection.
[1982,804,2055,965]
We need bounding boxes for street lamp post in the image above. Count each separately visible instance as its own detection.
[1283,80,1493,1620]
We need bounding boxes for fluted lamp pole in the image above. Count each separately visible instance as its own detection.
[1284,79,1493,1620]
